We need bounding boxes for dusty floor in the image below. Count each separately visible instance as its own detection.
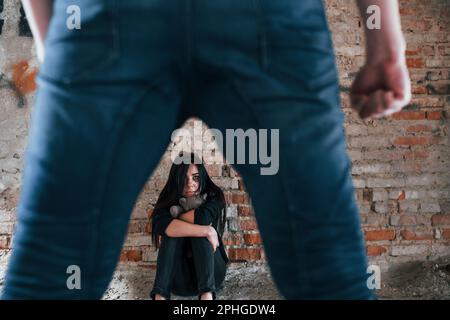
[377,255,450,299]
[103,261,283,300]
[1,251,449,299]
[103,256,450,300]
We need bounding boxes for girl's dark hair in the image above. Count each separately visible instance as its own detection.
[150,152,227,249]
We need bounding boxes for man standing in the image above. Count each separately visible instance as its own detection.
[2,0,410,299]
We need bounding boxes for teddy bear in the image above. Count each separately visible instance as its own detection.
[169,193,208,218]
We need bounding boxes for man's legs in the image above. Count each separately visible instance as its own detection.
[2,0,188,299]
[193,0,374,299]
[2,78,183,298]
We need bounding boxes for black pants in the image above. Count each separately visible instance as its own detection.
[150,235,227,300]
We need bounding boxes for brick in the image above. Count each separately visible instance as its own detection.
[239,218,257,231]
[426,83,450,95]
[393,136,441,146]
[120,249,142,262]
[226,205,238,218]
[442,229,450,240]
[212,177,239,190]
[390,215,413,226]
[372,189,388,201]
[406,58,425,68]
[352,163,391,175]
[142,247,158,262]
[406,124,433,133]
[123,235,151,247]
[361,214,386,227]
[127,220,146,234]
[403,151,430,160]
[0,222,14,235]
[365,229,396,241]
[349,136,390,148]
[419,202,441,213]
[412,85,427,94]
[0,235,10,249]
[237,205,253,217]
[391,245,428,256]
[374,202,389,214]
[406,174,438,186]
[144,222,151,234]
[243,233,262,245]
[400,229,434,240]
[227,218,240,232]
[431,215,450,226]
[367,246,387,256]
[126,249,142,262]
[228,248,262,261]
[426,111,444,120]
[367,178,405,188]
[353,178,366,188]
[222,232,243,246]
[363,150,403,161]
[231,193,249,205]
[392,111,426,120]
[362,188,373,202]
[399,201,419,213]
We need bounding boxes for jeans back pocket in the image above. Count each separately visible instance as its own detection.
[39,0,119,84]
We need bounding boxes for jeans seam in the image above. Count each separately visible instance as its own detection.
[224,75,311,296]
[83,86,151,298]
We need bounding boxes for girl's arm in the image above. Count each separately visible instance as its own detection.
[178,199,223,226]
[21,0,54,63]
[164,219,211,238]
[177,209,195,224]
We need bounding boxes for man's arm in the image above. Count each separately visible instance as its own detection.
[21,0,54,63]
[351,0,411,120]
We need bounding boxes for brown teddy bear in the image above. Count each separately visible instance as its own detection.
[169,193,208,218]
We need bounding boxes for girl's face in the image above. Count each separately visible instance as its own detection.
[182,164,200,197]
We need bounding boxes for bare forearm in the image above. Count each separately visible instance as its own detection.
[356,0,406,61]
[164,218,208,238]
[177,209,195,224]
[21,0,53,61]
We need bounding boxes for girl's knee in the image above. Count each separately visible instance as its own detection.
[190,237,214,251]
[160,235,184,247]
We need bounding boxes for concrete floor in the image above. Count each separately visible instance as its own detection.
[1,250,449,299]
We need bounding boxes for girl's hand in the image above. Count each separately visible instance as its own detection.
[205,224,219,253]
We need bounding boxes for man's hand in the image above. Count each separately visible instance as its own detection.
[350,58,411,120]
[352,0,411,120]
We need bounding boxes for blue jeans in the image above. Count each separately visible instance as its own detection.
[2,0,374,299]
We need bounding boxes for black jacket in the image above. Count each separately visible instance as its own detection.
[152,199,229,265]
